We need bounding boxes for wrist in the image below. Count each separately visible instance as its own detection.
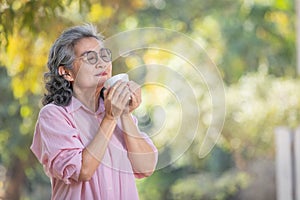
[104,114,118,122]
[120,113,132,119]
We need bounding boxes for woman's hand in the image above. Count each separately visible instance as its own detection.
[125,81,142,114]
[103,81,131,120]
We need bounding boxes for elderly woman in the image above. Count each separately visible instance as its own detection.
[31,24,158,200]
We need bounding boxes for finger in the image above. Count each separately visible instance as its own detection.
[117,87,131,103]
[121,90,132,106]
[103,88,108,99]
[128,98,136,109]
[128,84,141,100]
[129,87,141,104]
[130,95,140,108]
[107,81,122,100]
[114,82,129,99]
[127,81,140,93]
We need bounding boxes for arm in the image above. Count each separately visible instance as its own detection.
[78,116,116,181]
[121,81,157,177]
[79,81,131,181]
[120,114,157,177]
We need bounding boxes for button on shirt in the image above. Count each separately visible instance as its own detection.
[30,97,158,200]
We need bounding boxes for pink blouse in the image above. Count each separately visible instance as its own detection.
[31,97,158,200]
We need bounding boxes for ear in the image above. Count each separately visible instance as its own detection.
[58,66,74,81]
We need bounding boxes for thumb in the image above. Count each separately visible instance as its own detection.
[103,87,109,99]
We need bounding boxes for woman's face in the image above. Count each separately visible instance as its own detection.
[70,37,112,91]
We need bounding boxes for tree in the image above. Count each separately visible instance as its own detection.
[0,66,34,199]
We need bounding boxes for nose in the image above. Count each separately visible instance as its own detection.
[95,63,106,69]
[94,57,106,69]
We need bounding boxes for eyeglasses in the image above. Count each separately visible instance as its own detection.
[77,48,112,65]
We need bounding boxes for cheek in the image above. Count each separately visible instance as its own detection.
[70,63,80,79]
[71,64,89,83]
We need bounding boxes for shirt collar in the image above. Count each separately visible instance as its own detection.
[65,96,105,114]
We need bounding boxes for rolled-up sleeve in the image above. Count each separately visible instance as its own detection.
[131,115,158,179]
[31,105,84,184]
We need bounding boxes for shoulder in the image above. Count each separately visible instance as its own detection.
[39,103,68,119]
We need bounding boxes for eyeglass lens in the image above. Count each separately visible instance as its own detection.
[85,48,112,65]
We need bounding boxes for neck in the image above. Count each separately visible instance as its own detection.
[73,87,102,112]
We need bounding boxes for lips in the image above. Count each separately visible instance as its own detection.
[95,71,107,76]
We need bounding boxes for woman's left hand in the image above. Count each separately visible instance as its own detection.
[125,81,142,114]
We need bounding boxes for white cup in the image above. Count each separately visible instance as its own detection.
[104,73,129,88]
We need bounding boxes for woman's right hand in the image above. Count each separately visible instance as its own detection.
[103,81,131,120]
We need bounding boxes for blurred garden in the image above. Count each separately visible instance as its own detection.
[0,0,298,199]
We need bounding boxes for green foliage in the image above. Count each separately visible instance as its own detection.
[137,146,238,200]
[123,0,296,83]
[137,71,300,199]
[170,170,250,200]
[205,146,234,176]
[217,1,296,83]
[0,67,22,164]
[223,70,300,162]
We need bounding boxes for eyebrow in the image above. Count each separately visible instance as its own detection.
[79,50,94,57]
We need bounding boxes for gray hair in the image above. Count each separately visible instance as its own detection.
[43,24,104,106]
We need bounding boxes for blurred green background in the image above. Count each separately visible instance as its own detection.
[0,0,298,199]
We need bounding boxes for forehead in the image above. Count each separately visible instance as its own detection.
[74,37,103,56]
